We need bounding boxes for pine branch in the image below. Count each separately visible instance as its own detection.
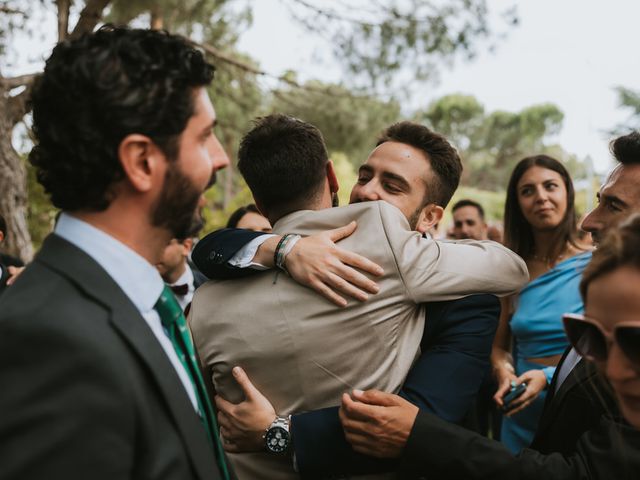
[0,73,38,89]
[193,40,351,98]
[56,0,71,41]
[68,0,112,40]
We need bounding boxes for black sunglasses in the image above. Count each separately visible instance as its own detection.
[563,313,640,366]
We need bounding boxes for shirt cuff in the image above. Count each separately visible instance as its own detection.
[542,365,557,385]
[227,234,277,270]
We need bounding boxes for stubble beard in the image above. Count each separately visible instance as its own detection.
[151,161,205,240]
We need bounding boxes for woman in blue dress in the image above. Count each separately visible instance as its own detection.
[491,155,592,453]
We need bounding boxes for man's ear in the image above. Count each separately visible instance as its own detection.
[118,133,164,193]
[182,237,194,256]
[415,204,444,234]
[326,160,340,194]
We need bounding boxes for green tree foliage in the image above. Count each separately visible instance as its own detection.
[1,0,516,254]
[417,94,582,191]
[612,86,640,133]
[25,158,57,251]
[286,0,516,91]
[270,81,400,167]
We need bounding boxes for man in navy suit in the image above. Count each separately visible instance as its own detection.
[334,131,640,479]
[191,122,507,478]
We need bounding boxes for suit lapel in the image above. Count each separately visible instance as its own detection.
[36,234,217,480]
[535,349,595,437]
[551,358,598,408]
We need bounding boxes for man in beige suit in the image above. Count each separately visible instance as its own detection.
[189,116,527,479]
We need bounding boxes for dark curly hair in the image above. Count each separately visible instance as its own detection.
[29,25,215,211]
[611,131,640,166]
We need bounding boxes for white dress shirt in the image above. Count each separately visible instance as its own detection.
[228,234,276,269]
[168,265,195,311]
[55,213,199,411]
[554,347,583,394]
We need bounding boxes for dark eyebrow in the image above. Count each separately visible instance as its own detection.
[381,171,410,190]
[358,165,374,175]
[601,192,628,208]
[200,119,217,136]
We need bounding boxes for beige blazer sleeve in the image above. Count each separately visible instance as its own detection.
[378,201,529,303]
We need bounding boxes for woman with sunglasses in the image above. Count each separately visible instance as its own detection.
[564,213,640,429]
[492,155,592,453]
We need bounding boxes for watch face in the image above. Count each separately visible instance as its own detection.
[265,426,289,453]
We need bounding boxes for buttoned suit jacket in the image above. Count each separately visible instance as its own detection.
[0,234,235,480]
[190,201,527,480]
[397,347,640,480]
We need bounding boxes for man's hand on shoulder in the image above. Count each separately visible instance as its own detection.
[215,366,276,453]
[339,389,418,459]
[264,221,384,307]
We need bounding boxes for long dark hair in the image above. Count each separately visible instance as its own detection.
[504,155,579,259]
[226,204,262,228]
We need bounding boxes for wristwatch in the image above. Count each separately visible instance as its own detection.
[264,415,291,454]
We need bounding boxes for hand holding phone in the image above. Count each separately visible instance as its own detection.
[502,381,527,411]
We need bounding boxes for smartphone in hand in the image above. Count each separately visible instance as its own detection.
[502,382,527,411]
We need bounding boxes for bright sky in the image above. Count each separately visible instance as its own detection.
[237,0,640,173]
[6,0,639,173]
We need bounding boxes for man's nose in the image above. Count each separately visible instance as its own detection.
[210,133,230,171]
[581,208,600,233]
[358,182,381,201]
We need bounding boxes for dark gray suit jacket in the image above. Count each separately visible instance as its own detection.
[398,348,640,479]
[0,234,233,480]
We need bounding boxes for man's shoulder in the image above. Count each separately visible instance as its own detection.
[0,259,106,323]
[275,201,408,234]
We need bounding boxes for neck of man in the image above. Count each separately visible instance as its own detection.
[164,260,188,284]
[267,183,334,225]
[72,206,171,267]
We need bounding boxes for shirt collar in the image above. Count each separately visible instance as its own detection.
[169,264,194,291]
[54,213,164,314]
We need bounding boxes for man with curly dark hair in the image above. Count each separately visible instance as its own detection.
[0,26,235,480]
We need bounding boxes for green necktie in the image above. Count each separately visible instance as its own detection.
[154,285,230,480]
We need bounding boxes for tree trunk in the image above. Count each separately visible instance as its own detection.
[56,0,71,41]
[0,0,113,261]
[0,87,33,262]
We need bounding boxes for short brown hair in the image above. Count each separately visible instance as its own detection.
[580,213,640,303]
[611,131,640,166]
[376,122,462,208]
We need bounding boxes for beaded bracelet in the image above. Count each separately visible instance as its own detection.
[274,234,302,272]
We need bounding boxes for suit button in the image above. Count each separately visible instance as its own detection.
[209,252,224,264]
